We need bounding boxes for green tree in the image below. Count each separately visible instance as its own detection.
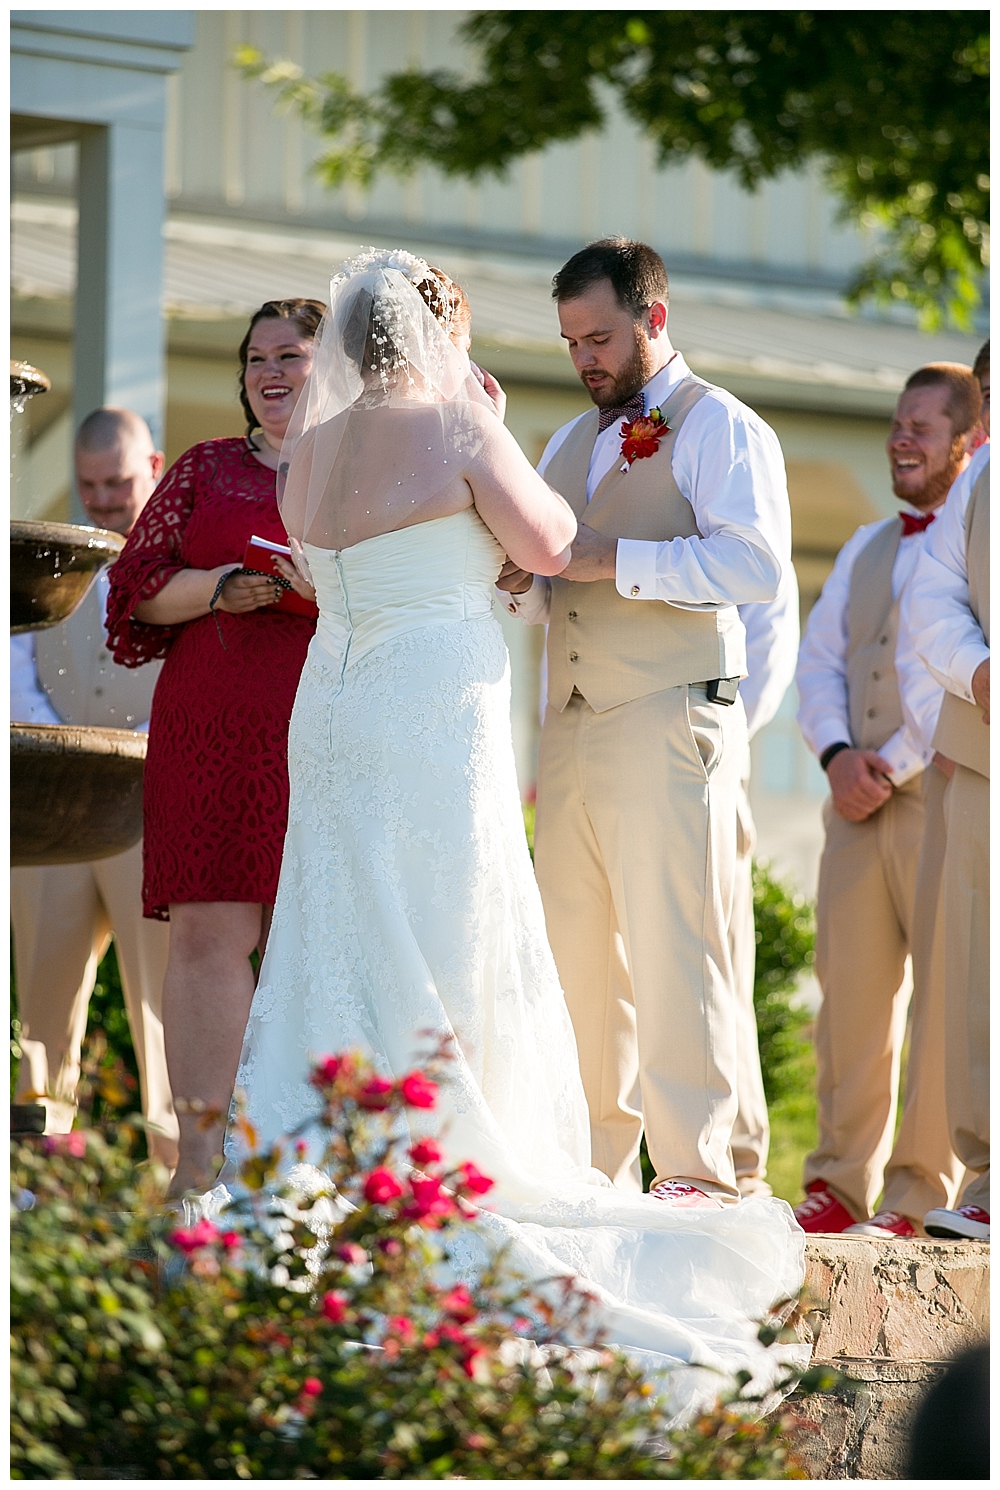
[237,11,988,330]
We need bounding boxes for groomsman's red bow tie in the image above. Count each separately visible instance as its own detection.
[900,510,936,536]
[598,392,645,433]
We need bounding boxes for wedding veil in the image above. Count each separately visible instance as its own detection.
[278,249,495,556]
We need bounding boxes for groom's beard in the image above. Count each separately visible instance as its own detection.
[581,332,656,409]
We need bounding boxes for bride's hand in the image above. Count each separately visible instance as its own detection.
[472,362,507,423]
[273,554,317,603]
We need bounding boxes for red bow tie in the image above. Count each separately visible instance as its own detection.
[597,391,645,433]
[900,511,936,536]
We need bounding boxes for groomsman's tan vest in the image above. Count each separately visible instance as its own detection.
[34,578,161,730]
[543,377,730,713]
[845,518,905,751]
[932,460,990,779]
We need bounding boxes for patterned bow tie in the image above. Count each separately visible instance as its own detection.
[900,510,936,537]
[597,391,645,433]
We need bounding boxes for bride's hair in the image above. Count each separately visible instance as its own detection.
[342,264,471,383]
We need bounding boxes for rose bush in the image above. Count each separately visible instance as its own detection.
[12,1038,823,1479]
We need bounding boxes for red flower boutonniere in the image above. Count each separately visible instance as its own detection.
[620,406,670,470]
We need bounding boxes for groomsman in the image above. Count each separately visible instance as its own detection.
[499,237,792,1205]
[906,343,990,1241]
[730,578,800,1197]
[794,363,981,1236]
[11,409,178,1169]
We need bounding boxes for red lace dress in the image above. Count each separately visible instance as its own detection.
[106,439,315,920]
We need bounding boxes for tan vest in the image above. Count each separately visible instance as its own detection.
[932,460,990,779]
[35,578,161,730]
[845,517,904,751]
[544,377,731,713]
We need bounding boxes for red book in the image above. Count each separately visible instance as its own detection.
[241,535,319,620]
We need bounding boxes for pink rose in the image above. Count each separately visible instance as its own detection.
[363,1167,405,1205]
[336,1241,368,1266]
[409,1136,443,1167]
[357,1076,394,1110]
[399,1072,438,1109]
[321,1290,349,1323]
[301,1377,323,1397]
[385,1315,416,1346]
[457,1161,494,1197]
[310,1055,342,1086]
[441,1285,476,1323]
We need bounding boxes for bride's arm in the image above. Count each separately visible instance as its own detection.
[466,420,576,576]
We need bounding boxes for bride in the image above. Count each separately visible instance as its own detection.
[225,249,806,1417]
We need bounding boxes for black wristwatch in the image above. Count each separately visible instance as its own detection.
[820,741,851,772]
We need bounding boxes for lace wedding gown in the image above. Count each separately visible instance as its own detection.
[228,505,807,1419]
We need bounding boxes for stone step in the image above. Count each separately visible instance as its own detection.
[789,1237,989,1479]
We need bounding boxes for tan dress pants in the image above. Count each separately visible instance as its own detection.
[535,683,744,1201]
[11,839,178,1169]
[729,772,771,1197]
[941,765,990,1212]
[805,767,963,1221]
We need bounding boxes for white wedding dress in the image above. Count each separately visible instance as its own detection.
[228,504,807,1420]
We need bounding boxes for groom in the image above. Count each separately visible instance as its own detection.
[499,238,792,1205]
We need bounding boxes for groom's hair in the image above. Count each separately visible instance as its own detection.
[552,238,669,318]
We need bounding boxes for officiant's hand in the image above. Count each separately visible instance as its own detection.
[496,560,534,594]
[559,524,617,582]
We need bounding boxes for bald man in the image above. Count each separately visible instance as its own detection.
[11,408,178,1169]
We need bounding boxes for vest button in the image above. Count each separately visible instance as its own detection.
[567,611,577,620]
[866,708,876,718]
[569,652,579,663]
[872,671,881,680]
[880,635,889,645]
[630,585,640,597]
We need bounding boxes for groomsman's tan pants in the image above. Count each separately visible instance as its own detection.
[729,771,772,1197]
[941,765,990,1212]
[11,840,178,1169]
[805,767,963,1221]
[535,682,744,1202]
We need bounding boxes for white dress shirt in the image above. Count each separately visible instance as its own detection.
[9,572,151,733]
[739,569,800,740]
[501,355,790,672]
[796,513,944,783]
[904,442,990,707]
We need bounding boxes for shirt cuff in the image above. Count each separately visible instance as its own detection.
[615,539,657,601]
[951,642,991,703]
[877,728,929,787]
[497,574,551,624]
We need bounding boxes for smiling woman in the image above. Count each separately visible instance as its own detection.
[105,297,326,1197]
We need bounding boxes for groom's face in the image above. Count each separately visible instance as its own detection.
[558,280,657,408]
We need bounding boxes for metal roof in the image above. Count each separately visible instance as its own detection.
[13,197,982,416]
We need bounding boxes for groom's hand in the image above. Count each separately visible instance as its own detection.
[559,524,617,582]
[497,560,534,594]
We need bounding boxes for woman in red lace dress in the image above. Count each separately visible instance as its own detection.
[107,298,325,1194]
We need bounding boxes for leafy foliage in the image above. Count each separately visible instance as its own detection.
[11,1042,829,1479]
[236,11,988,328]
[752,863,815,1105]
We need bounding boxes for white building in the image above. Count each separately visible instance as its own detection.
[11,9,983,892]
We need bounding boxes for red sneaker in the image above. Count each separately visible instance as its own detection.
[793,1181,855,1234]
[844,1210,917,1239]
[923,1205,990,1240]
[649,1180,721,1211]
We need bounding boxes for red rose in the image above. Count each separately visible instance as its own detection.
[321,1290,349,1323]
[441,1284,476,1323]
[357,1075,394,1109]
[310,1054,342,1086]
[220,1230,241,1251]
[404,1174,455,1226]
[399,1071,438,1109]
[336,1241,368,1266]
[457,1161,494,1197]
[363,1166,405,1205]
[301,1376,323,1397]
[385,1315,416,1346]
[409,1136,443,1167]
[168,1218,221,1253]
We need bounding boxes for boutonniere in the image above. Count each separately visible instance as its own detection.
[620,407,670,472]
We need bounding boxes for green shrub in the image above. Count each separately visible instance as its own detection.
[11,1042,823,1480]
[751,865,815,1105]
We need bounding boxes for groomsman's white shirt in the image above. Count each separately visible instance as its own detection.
[9,571,151,733]
[739,573,799,739]
[902,441,991,716]
[796,513,945,784]
[501,355,790,656]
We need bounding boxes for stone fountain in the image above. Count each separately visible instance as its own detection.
[11,361,148,1132]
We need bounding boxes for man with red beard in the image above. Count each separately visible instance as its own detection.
[793,363,982,1237]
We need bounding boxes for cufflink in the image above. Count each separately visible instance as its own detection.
[630,584,640,597]
[507,603,517,615]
